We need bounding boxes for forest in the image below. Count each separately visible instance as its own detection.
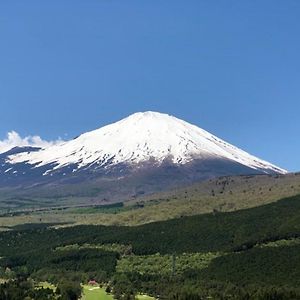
[1,194,300,299]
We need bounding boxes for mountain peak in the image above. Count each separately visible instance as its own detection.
[120,111,177,124]
[128,111,168,118]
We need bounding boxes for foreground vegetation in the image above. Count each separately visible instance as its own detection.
[1,194,300,299]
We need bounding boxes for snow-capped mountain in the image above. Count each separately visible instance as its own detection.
[6,111,286,174]
[0,112,286,192]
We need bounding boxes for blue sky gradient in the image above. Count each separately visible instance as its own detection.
[0,1,299,171]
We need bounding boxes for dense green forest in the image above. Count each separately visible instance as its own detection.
[1,194,300,299]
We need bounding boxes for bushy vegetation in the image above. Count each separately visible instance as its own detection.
[70,202,132,214]
[1,248,118,285]
[116,252,220,275]
[201,244,300,286]
[108,273,300,300]
[0,276,83,300]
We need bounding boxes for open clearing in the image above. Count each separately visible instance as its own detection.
[81,285,155,300]
[81,285,113,300]
[137,295,155,300]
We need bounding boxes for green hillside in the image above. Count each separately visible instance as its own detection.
[1,173,300,229]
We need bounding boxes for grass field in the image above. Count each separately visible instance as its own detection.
[137,295,155,300]
[81,285,155,300]
[81,285,113,300]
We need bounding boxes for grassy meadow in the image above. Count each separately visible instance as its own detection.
[81,285,155,300]
[81,285,113,300]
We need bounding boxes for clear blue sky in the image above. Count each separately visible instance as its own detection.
[0,1,299,171]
